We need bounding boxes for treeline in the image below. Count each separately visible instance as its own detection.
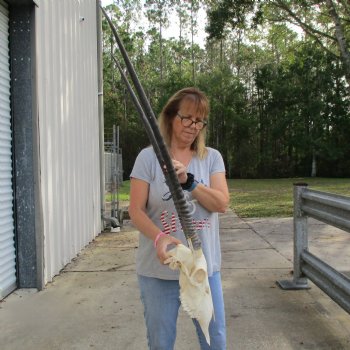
[102,1,350,179]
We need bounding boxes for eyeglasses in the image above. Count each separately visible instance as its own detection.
[176,113,207,130]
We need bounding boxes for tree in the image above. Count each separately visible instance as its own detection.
[206,0,350,88]
[173,0,190,76]
[145,0,173,82]
[101,0,350,178]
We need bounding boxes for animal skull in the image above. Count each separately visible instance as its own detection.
[165,244,213,345]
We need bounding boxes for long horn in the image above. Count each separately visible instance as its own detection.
[111,54,164,167]
[102,7,201,250]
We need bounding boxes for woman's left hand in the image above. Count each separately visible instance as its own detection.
[172,159,187,184]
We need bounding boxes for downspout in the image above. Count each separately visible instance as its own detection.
[96,1,119,229]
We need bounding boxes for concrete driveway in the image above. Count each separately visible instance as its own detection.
[1,209,350,349]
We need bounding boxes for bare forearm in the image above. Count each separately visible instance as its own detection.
[129,177,181,263]
[129,207,161,241]
[191,183,229,213]
[129,206,182,263]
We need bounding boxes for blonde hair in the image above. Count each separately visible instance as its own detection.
[158,87,209,159]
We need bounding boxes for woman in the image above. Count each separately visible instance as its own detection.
[129,87,229,350]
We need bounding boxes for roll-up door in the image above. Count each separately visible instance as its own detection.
[0,0,16,299]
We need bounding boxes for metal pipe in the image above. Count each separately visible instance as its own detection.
[111,125,116,218]
[301,251,350,313]
[301,205,350,232]
[97,2,120,230]
[293,183,309,286]
[116,125,120,218]
[277,183,310,290]
[96,0,106,230]
[302,189,350,212]
[302,265,350,313]
[278,183,350,317]
[301,250,350,294]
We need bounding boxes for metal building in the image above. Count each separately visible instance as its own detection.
[0,0,104,298]
[0,0,14,299]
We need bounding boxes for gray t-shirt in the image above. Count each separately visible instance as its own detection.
[130,146,226,280]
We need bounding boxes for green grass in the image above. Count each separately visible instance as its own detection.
[107,178,350,218]
[105,181,130,202]
[229,178,350,218]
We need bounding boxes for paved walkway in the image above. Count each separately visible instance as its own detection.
[1,210,350,349]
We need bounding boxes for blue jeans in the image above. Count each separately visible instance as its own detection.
[138,271,226,350]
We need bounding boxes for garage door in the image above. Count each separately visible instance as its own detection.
[0,0,16,299]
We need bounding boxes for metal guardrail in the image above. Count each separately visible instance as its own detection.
[277,183,350,314]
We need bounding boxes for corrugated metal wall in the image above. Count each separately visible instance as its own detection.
[35,0,101,283]
[0,0,16,298]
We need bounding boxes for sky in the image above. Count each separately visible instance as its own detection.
[101,0,207,48]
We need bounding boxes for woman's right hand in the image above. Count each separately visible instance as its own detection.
[156,234,182,264]
[172,159,188,184]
